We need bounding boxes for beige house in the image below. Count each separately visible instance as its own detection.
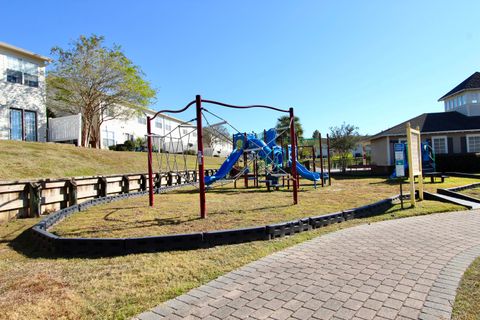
[369,72,480,173]
[0,42,50,142]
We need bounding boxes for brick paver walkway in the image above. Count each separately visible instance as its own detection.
[135,210,480,320]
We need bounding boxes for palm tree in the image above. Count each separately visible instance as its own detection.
[275,115,304,144]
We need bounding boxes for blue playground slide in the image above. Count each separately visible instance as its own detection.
[287,145,322,181]
[296,162,321,181]
[204,148,243,185]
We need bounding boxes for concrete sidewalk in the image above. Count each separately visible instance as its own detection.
[135,210,480,320]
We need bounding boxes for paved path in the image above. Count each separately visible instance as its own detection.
[135,210,480,320]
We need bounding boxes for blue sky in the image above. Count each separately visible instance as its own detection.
[2,0,479,137]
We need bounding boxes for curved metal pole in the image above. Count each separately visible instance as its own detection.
[150,100,196,121]
[147,116,154,206]
[201,99,290,113]
[289,108,298,204]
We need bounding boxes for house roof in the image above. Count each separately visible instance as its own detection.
[0,41,51,63]
[144,108,194,124]
[369,111,480,140]
[438,72,480,101]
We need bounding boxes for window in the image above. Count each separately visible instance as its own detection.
[467,135,480,153]
[102,128,115,147]
[472,93,478,104]
[182,129,188,135]
[462,95,466,105]
[155,119,162,128]
[138,117,146,125]
[124,133,133,142]
[7,69,23,84]
[9,109,37,141]
[10,109,23,140]
[165,124,171,131]
[24,111,37,141]
[6,56,39,87]
[432,136,447,154]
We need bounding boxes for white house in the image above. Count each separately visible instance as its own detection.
[100,110,198,153]
[204,138,232,157]
[0,42,50,142]
[49,108,200,153]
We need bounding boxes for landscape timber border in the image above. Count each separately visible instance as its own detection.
[30,189,402,257]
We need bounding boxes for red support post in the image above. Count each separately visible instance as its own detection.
[289,108,298,205]
[327,133,332,186]
[243,133,248,188]
[311,146,316,173]
[196,95,207,219]
[319,133,324,187]
[147,116,154,206]
[295,133,300,188]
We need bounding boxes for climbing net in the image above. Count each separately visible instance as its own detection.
[150,117,199,189]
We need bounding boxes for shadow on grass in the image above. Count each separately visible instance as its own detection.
[8,228,56,259]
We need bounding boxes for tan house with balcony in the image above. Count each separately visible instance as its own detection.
[369,72,480,173]
[0,42,50,142]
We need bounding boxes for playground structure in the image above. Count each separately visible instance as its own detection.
[146,95,327,219]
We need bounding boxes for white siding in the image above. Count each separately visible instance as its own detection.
[0,47,48,142]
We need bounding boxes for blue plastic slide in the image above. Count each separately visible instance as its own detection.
[296,161,321,181]
[204,148,244,185]
[287,145,321,181]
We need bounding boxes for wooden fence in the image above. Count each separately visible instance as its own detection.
[0,169,215,222]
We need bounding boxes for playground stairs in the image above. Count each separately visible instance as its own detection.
[424,191,480,210]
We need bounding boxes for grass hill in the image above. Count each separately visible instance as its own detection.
[0,140,224,181]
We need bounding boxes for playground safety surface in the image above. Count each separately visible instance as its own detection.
[134,209,480,320]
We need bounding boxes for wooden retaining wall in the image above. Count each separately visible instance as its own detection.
[0,170,207,222]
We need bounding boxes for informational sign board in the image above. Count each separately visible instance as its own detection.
[406,123,424,206]
[394,143,405,178]
[409,135,420,175]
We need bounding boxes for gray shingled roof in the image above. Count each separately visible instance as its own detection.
[370,111,480,140]
[438,72,480,101]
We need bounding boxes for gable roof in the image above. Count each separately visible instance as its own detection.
[369,111,480,140]
[0,41,51,63]
[438,72,480,101]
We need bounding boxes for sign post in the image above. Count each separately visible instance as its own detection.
[394,143,405,209]
[406,123,424,207]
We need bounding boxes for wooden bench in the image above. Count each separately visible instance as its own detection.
[424,172,448,183]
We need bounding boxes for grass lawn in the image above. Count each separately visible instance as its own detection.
[51,176,476,238]
[452,256,480,320]
[1,176,477,320]
[0,140,224,181]
[460,186,480,200]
